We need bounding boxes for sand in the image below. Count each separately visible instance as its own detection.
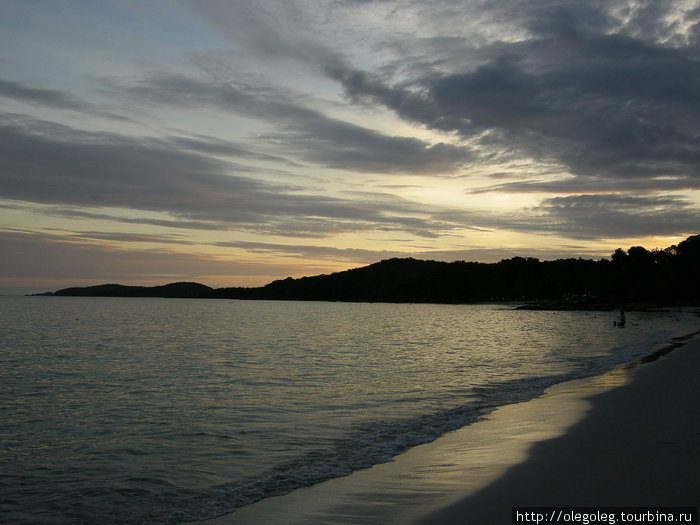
[417,333,700,524]
[188,332,700,525]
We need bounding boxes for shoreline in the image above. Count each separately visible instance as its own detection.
[186,330,700,525]
[416,331,700,524]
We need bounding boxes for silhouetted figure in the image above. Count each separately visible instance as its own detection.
[614,309,626,327]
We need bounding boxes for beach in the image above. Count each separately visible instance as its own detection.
[418,332,700,524]
[191,332,700,525]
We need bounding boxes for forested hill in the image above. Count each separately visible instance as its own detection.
[51,282,214,298]
[47,235,700,309]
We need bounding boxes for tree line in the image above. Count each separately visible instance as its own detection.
[50,235,699,309]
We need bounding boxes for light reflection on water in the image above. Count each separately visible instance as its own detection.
[0,297,697,523]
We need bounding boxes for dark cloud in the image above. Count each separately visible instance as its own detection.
[0,114,468,238]
[66,231,195,245]
[470,175,700,194]
[527,193,700,239]
[431,191,699,241]
[212,238,611,266]
[0,229,608,294]
[214,240,401,263]
[328,0,700,183]
[5,113,693,242]
[40,207,231,231]
[168,134,298,166]
[261,121,473,175]
[0,230,297,283]
[2,0,697,271]
[0,115,267,223]
[125,74,474,175]
[0,78,90,111]
[0,78,135,122]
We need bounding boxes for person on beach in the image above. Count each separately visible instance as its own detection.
[614,310,626,327]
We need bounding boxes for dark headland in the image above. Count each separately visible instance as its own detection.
[38,235,699,310]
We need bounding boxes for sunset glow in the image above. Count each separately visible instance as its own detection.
[1,1,698,294]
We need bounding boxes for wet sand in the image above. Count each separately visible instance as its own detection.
[189,332,700,525]
[417,333,700,524]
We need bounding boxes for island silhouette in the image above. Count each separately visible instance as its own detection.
[40,235,699,309]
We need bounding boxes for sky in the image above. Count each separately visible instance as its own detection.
[1,0,698,294]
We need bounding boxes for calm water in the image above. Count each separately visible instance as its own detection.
[1,297,697,523]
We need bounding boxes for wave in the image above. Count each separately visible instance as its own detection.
[155,331,694,524]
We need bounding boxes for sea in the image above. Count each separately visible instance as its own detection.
[1,296,698,524]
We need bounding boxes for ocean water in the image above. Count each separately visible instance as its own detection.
[0,296,697,524]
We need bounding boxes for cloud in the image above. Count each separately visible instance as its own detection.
[0,229,611,295]
[181,0,344,68]
[526,193,700,239]
[0,78,135,122]
[0,114,471,238]
[0,230,262,283]
[470,175,700,194]
[42,207,231,231]
[2,0,697,280]
[65,231,196,245]
[262,122,473,175]
[212,238,605,265]
[213,240,401,263]
[432,192,699,241]
[124,73,474,175]
[1,230,356,292]
[328,0,700,183]
[0,115,266,221]
[4,112,695,243]
[168,134,299,166]
[0,78,90,110]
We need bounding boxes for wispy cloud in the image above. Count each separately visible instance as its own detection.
[0,230,296,283]
[528,193,700,239]
[328,0,700,184]
[0,115,473,239]
[0,79,90,111]
[123,73,474,175]
[1,0,697,291]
